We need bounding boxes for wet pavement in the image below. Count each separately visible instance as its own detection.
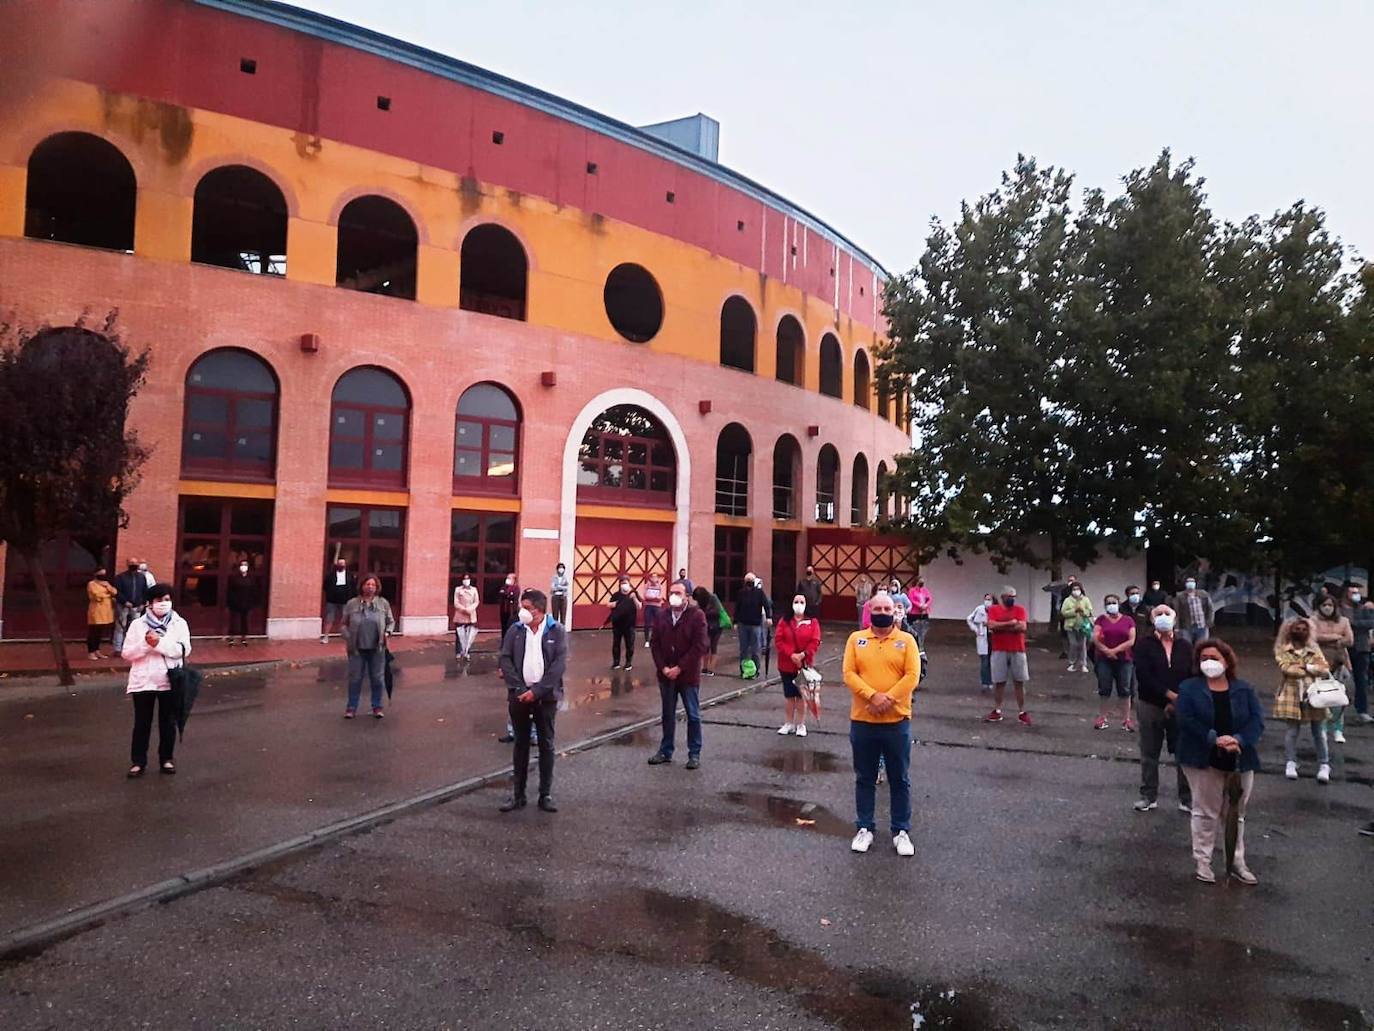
[2,626,1372,1029]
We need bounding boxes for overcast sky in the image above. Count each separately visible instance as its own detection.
[294,0,1373,274]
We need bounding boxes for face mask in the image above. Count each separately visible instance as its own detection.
[1071,589,1082,597]
[556,568,565,576]
[1128,594,1141,605]
[620,584,630,593]
[1105,603,1120,615]
[1353,594,1363,604]
[150,599,172,617]
[1185,581,1197,591]
[517,607,534,626]
[461,579,471,587]
[668,594,685,609]
[239,564,249,574]
[1319,606,1335,617]
[792,602,806,615]
[1199,658,1226,679]
[506,578,515,585]
[1001,595,1016,607]
[983,598,993,607]
[1150,584,1160,592]
[1153,614,1175,632]
[336,563,346,571]
[138,565,148,573]
[870,612,895,629]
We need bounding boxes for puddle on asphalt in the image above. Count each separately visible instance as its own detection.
[759,749,843,774]
[722,790,853,838]
[1106,921,1300,974]
[609,728,659,748]
[1286,995,1373,1031]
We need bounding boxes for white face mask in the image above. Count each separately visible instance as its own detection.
[668,593,685,609]
[517,607,535,626]
[1185,581,1197,591]
[138,564,148,573]
[461,579,471,587]
[1154,614,1175,632]
[792,602,806,616]
[1200,658,1226,679]
[150,599,172,617]
[620,584,630,593]
[239,564,249,574]
[1128,594,1141,605]
[1105,603,1120,615]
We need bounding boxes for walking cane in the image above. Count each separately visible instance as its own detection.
[1222,772,1243,874]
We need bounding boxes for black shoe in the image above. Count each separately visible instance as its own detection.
[499,797,527,812]
[685,756,700,770]
[498,734,515,743]
[647,753,673,765]
[538,796,558,813]
[1359,822,1374,838]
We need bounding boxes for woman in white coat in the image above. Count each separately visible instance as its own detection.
[121,582,192,777]
[967,593,993,691]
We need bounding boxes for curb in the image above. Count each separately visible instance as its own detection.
[0,655,837,962]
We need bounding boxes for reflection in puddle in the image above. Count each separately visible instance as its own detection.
[722,791,853,838]
[760,749,843,774]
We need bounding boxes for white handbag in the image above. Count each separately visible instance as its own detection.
[1305,677,1349,709]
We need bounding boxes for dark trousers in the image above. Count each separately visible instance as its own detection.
[658,678,702,758]
[86,622,112,653]
[1137,699,1191,805]
[1352,651,1370,715]
[643,605,660,640]
[551,595,567,625]
[850,718,912,833]
[509,697,557,800]
[612,623,636,665]
[131,691,176,767]
[228,608,250,637]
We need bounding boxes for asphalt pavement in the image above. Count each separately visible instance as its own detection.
[1,624,1371,1030]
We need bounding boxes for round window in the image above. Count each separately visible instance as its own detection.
[603,263,664,343]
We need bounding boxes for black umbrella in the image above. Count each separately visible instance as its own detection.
[165,646,204,739]
[1223,772,1243,873]
[762,624,772,677]
[384,648,396,699]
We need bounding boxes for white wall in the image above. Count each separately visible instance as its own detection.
[921,547,1147,623]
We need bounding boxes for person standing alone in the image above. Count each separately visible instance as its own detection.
[86,567,118,660]
[843,592,921,856]
[321,558,356,644]
[453,573,480,660]
[733,573,768,678]
[225,559,259,647]
[498,589,567,813]
[797,565,823,619]
[984,586,1032,726]
[647,580,710,769]
[549,563,570,626]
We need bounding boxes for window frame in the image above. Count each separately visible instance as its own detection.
[452,386,521,496]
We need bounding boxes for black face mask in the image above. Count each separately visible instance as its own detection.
[870,612,895,629]
[1001,595,1016,607]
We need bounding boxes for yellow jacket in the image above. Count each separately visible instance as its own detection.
[843,627,921,722]
[87,578,117,625]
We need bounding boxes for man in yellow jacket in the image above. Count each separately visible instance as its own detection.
[843,591,921,856]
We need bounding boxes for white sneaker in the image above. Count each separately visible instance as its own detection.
[1333,730,1346,744]
[1066,664,1078,672]
[795,724,808,738]
[1357,712,1374,724]
[645,640,652,648]
[1317,763,1331,784]
[320,635,328,644]
[851,828,874,853]
[1133,799,1158,812]
[893,830,915,857]
[1178,802,1192,814]
[777,723,795,735]
[1285,761,1298,780]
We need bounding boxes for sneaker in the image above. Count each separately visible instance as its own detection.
[1178,802,1192,814]
[647,753,672,765]
[796,724,808,738]
[1317,763,1331,784]
[1066,664,1078,672]
[685,756,700,770]
[1333,730,1346,744]
[1123,718,1137,732]
[624,664,633,671]
[372,707,385,719]
[644,640,652,648]
[1230,866,1258,886]
[983,709,1004,723]
[610,664,621,670]
[1094,716,1109,731]
[893,830,915,857]
[343,708,356,719]
[88,652,101,660]
[1195,862,1216,884]
[1285,761,1299,780]
[320,635,329,644]
[1357,712,1374,725]
[850,828,875,854]
[1133,799,1158,812]
[778,723,795,735]
[1018,711,1033,727]
[704,669,716,677]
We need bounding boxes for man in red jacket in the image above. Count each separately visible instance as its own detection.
[647,579,711,769]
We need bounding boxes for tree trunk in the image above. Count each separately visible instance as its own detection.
[21,547,74,687]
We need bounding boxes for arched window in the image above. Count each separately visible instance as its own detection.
[775,315,804,387]
[24,132,136,251]
[876,460,891,522]
[878,376,891,421]
[454,382,520,494]
[853,349,871,410]
[819,334,843,398]
[850,454,870,526]
[604,264,664,342]
[577,404,676,505]
[336,196,417,299]
[772,434,802,520]
[719,297,756,373]
[182,349,279,480]
[460,224,527,320]
[816,444,840,524]
[714,422,752,516]
[329,367,410,488]
[191,165,288,275]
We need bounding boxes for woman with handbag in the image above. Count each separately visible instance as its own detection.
[1273,618,1332,784]
[1311,598,1354,744]
[1061,584,1095,673]
[775,593,821,737]
[1175,638,1264,885]
[120,583,192,777]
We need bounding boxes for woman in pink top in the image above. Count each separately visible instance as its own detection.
[1093,593,1137,732]
[906,578,932,647]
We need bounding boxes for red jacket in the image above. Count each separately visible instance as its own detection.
[775,616,821,674]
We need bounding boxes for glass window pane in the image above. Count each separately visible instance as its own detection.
[182,501,221,536]
[186,429,227,459]
[333,408,364,437]
[454,449,483,478]
[577,461,600,487]
[373,444,403,470]
[601,463,622,488]
[187,392,229,424]
[486,515,516,543]
[373,412,404,441]
[486,451,515,478]
[368,509,403,538]
[489,424,515,451]
[455,419,481,443]
[627,467,646,490]
[650,470,671,493]
[233,433,272,463]
[481,579,503,605]
[367,543,403,573]
[333,367,406,406]
[451,513,480,543]
[627,442,647,465]
[603,439,622,461]
[651,443,672,466]
[330,441,365,469]
[189,351,276,393]
[327,507,362,537]
[230,504,271,537]
[583,438,600,460]
[457,383,517,420]
[236,397,274,429]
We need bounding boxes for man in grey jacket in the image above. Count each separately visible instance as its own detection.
[498,589,568,813]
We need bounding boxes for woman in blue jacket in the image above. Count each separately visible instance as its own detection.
[1175,638,1265,886]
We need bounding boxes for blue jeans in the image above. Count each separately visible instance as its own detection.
[737,624,764,669]
[347,649,385,710]
[850,718,912,833]
[978,652,992,687]
[658,679,702,758]
[1095,657,1134,698]
[1185,626,1209,646]
[643,604,661,640]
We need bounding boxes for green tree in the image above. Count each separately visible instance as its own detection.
[0,316,150,685]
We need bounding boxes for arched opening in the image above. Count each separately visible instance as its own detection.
[335,195,417,299]
[604,263,663,342]
[24,132,135,251]
[181,349,279,480]
[853,349,871,409]
[772,434,802,520]
[878,375,891,421]
[714,422,752,516]
[577,404,676,505]
[453,382,521,494]
[191,165,287,275]
[719,296,756,373]
[815,444,840,523]
[819,334,843,398]
[329,367,410,488]
[875,460,891,522]
[775,315,804,387]
[459,223,527,320]
[850,454,870,526]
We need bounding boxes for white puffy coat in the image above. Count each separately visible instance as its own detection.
[122,612,192,694]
